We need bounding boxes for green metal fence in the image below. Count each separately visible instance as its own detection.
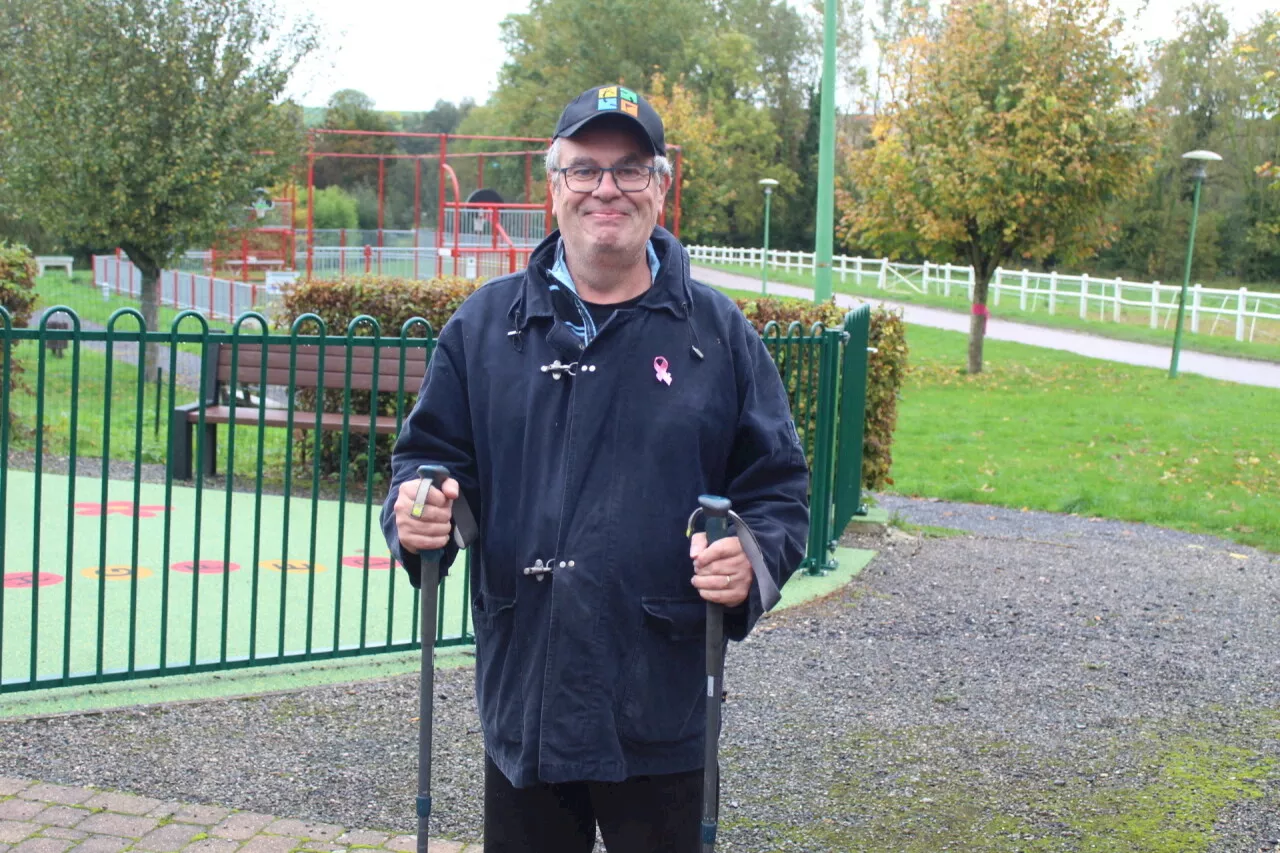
[0,305,870,694]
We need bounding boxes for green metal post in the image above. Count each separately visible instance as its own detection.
[813,0,838,304]
[762,191,773,295]
[1170,172,1205,379]
[803,325,841,575]
[833,306,871,535]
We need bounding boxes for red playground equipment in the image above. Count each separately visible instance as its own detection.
[298,129,684,281]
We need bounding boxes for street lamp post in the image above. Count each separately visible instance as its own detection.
[1169,149,1222,379]
[758,178,779,295]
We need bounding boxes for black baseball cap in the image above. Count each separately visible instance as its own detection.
[553,84,666,157]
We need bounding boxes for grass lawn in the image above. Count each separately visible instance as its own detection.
[697,261,1280,364]
[891,325,1280,552]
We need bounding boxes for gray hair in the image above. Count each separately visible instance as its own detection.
[545,138,672,184]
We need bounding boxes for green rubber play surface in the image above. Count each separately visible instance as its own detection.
[0,469,470,690]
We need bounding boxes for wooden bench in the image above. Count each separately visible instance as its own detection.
[35,255,74,276]
[170,339,430,479]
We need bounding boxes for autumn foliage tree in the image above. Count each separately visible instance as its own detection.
[840,0,1157,373]
[0,0,315,362]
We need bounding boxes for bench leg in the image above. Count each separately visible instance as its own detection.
[200,423,217,477]
[170,419,193,480]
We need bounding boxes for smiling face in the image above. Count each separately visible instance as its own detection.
[550,123,670,288]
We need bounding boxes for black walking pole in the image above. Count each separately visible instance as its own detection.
[411,464,449,853]
[698,494,732,853]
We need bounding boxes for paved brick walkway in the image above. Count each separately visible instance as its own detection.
[0,779,480,853]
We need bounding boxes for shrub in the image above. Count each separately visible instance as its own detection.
[311,186,359,231]
[0,241,39,327]
[732,294,907,492]
[862,307,908,490]
[276,274,478,337]
[733,296,845,332]
[0,242,39,433]
[274,274,482,483]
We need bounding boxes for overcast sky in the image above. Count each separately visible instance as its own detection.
[277,0,1280,112]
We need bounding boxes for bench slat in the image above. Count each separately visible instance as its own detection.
[215,344,429,391]
[194,406,402,435]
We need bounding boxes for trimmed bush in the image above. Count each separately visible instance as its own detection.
[733,294,908,491]
[0,241,39,327]
[863,307,908,490]
[275,274,478,337]
[733,295,845,332]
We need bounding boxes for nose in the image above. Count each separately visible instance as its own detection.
[592,170,623,199]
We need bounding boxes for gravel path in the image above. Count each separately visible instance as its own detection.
[3,497,1278,851]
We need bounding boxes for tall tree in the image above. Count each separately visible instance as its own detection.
[0,0,315,352]
[840,0,1157,373]
[484,0,712,138]
[1093,5,1280,284]
[646,75,797,245]
[313,89,395,191]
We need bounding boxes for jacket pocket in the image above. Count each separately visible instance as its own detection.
[472,591,522,745]
[617,597,706,745]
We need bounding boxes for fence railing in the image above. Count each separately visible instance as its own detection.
[301,247,531,281]
[688,245,1280,345]
[93,253,277,321]
[95,248,534,315]
[0,305,870,693]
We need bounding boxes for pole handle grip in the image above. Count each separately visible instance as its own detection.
[411,465,450,520]
[698,495,732,542]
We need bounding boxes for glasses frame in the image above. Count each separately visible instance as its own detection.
[556,164,658,193]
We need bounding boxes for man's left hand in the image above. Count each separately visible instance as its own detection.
[690,532,751,607]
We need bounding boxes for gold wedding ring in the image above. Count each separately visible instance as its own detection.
[410,477,432,519]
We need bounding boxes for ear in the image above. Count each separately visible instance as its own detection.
[657,172,672,199]
[548,178,561,218]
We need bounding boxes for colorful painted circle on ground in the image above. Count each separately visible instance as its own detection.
[260,559,328,574]
[73,501,171,518]
[341,555,400,570]
[81,565,154,581]
[170,560,241,575]
[3,572,64,588]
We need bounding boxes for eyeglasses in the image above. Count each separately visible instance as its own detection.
[557,164,657,193]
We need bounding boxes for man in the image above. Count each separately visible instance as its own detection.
[382,84,809,852]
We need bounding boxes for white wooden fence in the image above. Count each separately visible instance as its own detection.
[92,252,274,321]
[688,245,1280,344]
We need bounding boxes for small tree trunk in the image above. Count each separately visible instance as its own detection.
[124,248,162,375]
[967,274,991,375]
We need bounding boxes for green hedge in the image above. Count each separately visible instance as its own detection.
[277,278,905,490]
[0,242,38,328]
[863,307,908,490]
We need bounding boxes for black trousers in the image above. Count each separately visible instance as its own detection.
[483,753,704,853]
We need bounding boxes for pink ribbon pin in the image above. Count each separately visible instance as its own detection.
[653,356,673,385]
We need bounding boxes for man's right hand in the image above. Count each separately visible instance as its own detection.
[394,476,460,554]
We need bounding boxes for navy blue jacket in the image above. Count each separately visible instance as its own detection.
[381,227,809,787]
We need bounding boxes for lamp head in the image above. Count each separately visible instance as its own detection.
[1182,150,1221,181]
[759,177,779,195]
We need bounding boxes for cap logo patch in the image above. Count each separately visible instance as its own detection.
[620,88,638,103]
[620,100,639,117]
[598,86,618,99]
[597,97,618,110]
